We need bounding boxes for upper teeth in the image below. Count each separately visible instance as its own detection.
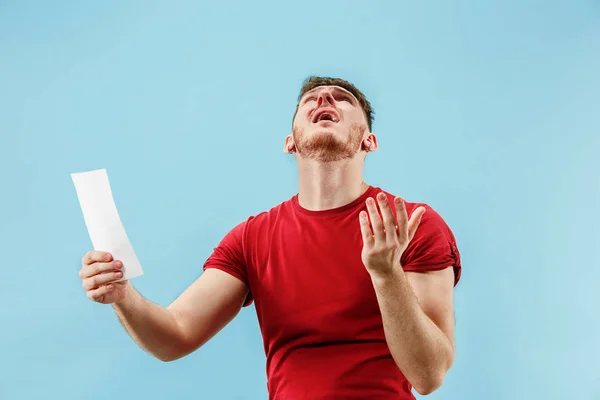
[317,113,338,122]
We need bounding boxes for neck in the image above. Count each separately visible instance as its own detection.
[296,157,369,211]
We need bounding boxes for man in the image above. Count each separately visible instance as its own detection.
[79,76,462,399]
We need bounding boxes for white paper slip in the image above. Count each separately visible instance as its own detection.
[71,168,144,281]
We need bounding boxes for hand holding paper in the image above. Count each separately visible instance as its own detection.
[71,169,144,282]
[80,250,128,303]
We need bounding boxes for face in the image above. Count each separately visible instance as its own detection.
[285,86,377,162]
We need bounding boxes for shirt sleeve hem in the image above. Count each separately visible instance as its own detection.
[402,264,462,287]
[203,264,254,307]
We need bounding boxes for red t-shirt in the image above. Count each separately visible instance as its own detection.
[203,186,461,399]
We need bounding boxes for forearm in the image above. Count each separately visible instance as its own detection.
[112,284,189,362]
[370,268,454,395]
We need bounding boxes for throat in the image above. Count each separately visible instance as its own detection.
[297,180,370,212]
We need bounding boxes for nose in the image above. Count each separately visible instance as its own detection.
[317,90,335,107]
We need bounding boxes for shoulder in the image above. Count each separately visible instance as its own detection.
[233,196,296,238]
[375,187,447,225]
[207,195,294,264]
[376,187,461,279]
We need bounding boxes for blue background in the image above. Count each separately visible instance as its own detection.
[1,1,599,399]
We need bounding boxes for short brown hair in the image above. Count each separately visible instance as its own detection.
[293,76,375,131]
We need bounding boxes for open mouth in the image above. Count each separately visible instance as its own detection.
[312,109,340,123]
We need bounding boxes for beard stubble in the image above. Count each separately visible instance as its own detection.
[292,123,366,163]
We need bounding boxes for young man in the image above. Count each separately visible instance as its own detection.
[79,76,462,399]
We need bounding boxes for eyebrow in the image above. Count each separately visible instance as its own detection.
[301,86,357,103]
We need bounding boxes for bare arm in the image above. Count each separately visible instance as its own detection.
[80,251,248,362]
[370,267,456,395]
[113,269,247,361]
[358,194,457,395]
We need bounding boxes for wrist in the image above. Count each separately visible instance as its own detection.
[113,282,136,308]
[368,264,404,285]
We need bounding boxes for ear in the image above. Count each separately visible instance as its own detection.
[362,132,378,152]
[283,134,296,153]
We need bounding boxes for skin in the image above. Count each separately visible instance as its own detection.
[79,84,456,395]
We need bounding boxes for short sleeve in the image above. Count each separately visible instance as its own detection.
[203,220,253,306]
[400,204,462,286]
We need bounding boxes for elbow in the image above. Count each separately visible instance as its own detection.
[155,319,203,362]
[413,373,445,396]
[154,341,197,363]
[156,353,181,363]
[413,377,443,396]
[413,346,455,395]
[411,360,452,396]
[154,349,185,363]
[412,359,455,395]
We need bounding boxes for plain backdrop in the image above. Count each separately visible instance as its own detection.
[1,1,599,399]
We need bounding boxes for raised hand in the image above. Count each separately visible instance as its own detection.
[79,251,129,304]
[359,193,426,276]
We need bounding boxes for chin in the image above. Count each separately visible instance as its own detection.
[309,125,343,135]
[312,129,338,136]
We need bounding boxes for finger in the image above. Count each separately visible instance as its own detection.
[82,251,113,266]
[87,284,114,303]
[376,193,397,240]
[407,206,426,241]
[394,197,409,243]
[366,197,385,241]
[359,211,375,247]
[82,270,124,291]
[79,260,123,279]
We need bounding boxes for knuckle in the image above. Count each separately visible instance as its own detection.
[91,287,104,301]
[100,264,110,275]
